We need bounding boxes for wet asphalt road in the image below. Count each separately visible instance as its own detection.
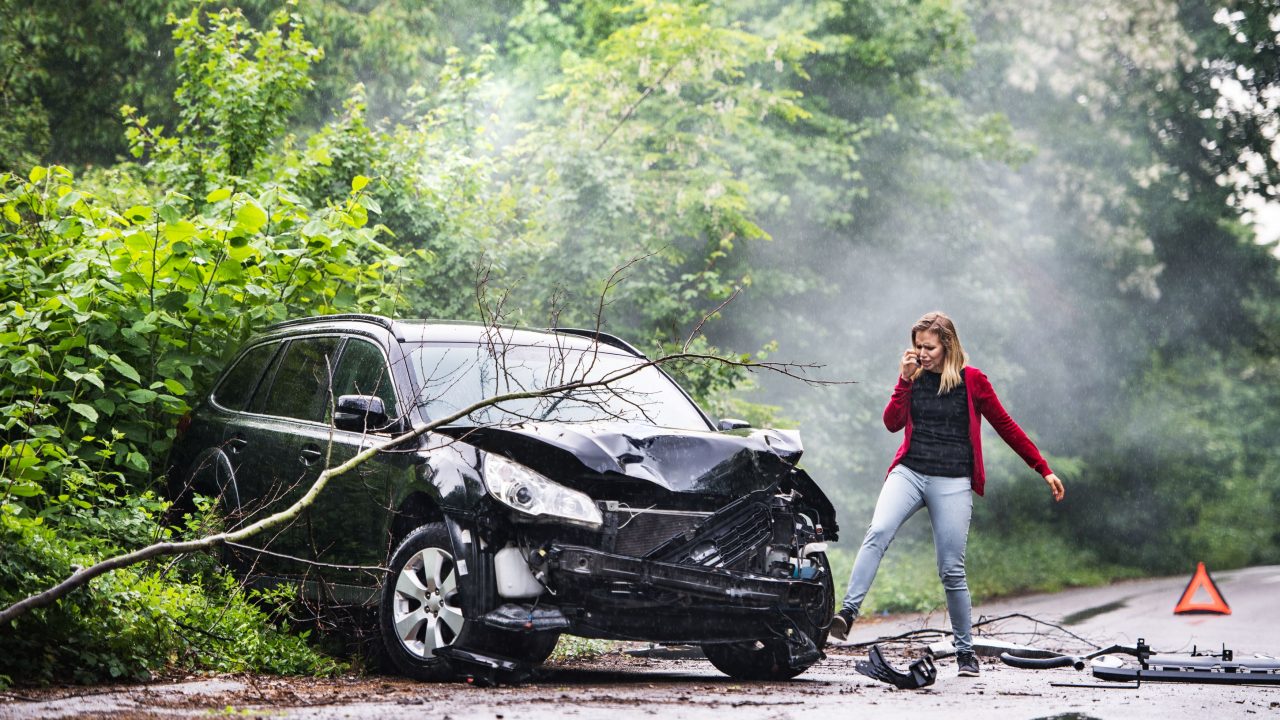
[3,565,1278,720]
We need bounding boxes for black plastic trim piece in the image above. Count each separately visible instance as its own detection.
[546,544,822,606]
[550,327,647,357]
[266,313,404,340]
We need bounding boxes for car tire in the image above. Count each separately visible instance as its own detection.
[379,522,559,681]
[702,552,834,681]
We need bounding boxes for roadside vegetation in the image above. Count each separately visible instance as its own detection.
[2,0,1279,686]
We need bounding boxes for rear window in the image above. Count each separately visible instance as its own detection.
[212,342,278,411]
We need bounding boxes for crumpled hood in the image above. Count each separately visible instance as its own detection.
[438,421,804,496]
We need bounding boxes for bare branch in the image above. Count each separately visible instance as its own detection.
[596,63,678,152]
[683,286,742,353]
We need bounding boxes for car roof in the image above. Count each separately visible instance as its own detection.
[261,314,646,357]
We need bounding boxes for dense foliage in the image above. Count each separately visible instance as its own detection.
[2,0,1279,678]
[0,4,400,685]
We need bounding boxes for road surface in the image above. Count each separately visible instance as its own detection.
[3,565,1278,719]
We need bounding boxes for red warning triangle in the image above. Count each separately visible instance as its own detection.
[1173,562,1231,615]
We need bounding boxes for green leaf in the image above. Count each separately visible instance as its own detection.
[124,452,150,473]
[351,175,370,192]
[206,187,232,203]
[162,378,187,396]
[125,205,153,223]
[163,220,198,243]
[158,203,182,225]
[52,336,87,353]
[3,480,44,497]
[29,166,47,183]
[123,232,153,252]
[127,389,158,403]
[109,358,141,383]
[69,403,99,423]
[236,200,268,232]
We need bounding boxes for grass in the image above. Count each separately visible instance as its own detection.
[825,529,1143,616]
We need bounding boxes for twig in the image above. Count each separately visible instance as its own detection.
[595,63,678,153]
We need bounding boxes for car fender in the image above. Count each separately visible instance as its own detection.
[177,447,241,513]
[414,440,488,517]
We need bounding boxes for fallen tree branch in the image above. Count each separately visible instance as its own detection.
[1,347,845,627]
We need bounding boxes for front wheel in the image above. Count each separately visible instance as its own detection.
[379,523,559,681]
[703,553,834,681]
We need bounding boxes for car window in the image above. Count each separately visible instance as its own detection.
[331,338,398,420]
[212,342,279,411]
[261,336,342,423]
[407,343,710,431]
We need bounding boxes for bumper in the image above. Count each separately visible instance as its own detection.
[542,544,827,607]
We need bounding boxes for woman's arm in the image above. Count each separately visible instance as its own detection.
[971,370,1064,500]
[883,376,913,432]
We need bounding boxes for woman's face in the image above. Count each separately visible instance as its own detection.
[913,329,945,372]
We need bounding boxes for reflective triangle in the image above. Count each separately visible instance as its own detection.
[1173,562,1231,615]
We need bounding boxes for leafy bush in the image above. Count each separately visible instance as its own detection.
[0,494,342,686]
[0,6,400,686]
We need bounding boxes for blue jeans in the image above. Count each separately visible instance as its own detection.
[840,464,974,653]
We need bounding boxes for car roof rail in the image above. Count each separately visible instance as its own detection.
[266,313,405,340]
[551,327,647,358]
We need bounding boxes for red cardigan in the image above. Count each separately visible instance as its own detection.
[883,366,1051,496]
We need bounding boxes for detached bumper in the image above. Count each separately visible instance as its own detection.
[542,544,826,607]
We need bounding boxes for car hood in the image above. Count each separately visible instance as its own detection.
[437,421,805,496]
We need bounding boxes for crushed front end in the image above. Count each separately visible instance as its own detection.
[538,487,831,663]
[443,422,840,679]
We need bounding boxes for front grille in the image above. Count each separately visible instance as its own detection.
[653,502,772,569]
[611,510,709,557]
[640,491,777,571]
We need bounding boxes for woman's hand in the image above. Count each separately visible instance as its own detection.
[1043,473,1065,502]
[899,348,919,381]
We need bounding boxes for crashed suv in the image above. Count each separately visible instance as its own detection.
[167,314,839,681]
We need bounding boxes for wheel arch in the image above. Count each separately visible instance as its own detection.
[391,491,445,549]
[171,447,240,514]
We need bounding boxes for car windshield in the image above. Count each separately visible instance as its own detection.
[406,342,710,431]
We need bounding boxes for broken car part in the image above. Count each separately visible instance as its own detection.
[854,644,938,689]
[1000,637,1280,686]
[930,637,1066,660]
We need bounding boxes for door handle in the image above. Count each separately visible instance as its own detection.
[299,445,323,465]
[226,434,248,454]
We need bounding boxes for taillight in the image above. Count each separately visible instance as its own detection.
[175,412,192,439]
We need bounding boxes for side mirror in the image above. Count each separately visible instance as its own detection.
[717,418,751,432]
[334,394,390,433]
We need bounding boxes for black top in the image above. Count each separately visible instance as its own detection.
[900,371,972,478]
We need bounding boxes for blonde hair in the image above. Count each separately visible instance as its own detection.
[908,311,969,394]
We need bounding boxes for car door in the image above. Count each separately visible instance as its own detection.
[287,336,415,597]
[223,335,342,577]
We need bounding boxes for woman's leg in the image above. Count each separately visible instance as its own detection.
[923,475,974,653]
[839,465,927,617]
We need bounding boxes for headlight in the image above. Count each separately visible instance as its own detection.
[482,454,603,528]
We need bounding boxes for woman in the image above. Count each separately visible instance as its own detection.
[828,311,1065,677]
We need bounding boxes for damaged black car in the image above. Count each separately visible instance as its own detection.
[166,314,839,681]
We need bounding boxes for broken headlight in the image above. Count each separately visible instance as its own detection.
[482,453,603,529]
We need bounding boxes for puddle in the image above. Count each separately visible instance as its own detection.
[1031,715,1105,720]
[1062,599,1128,625]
